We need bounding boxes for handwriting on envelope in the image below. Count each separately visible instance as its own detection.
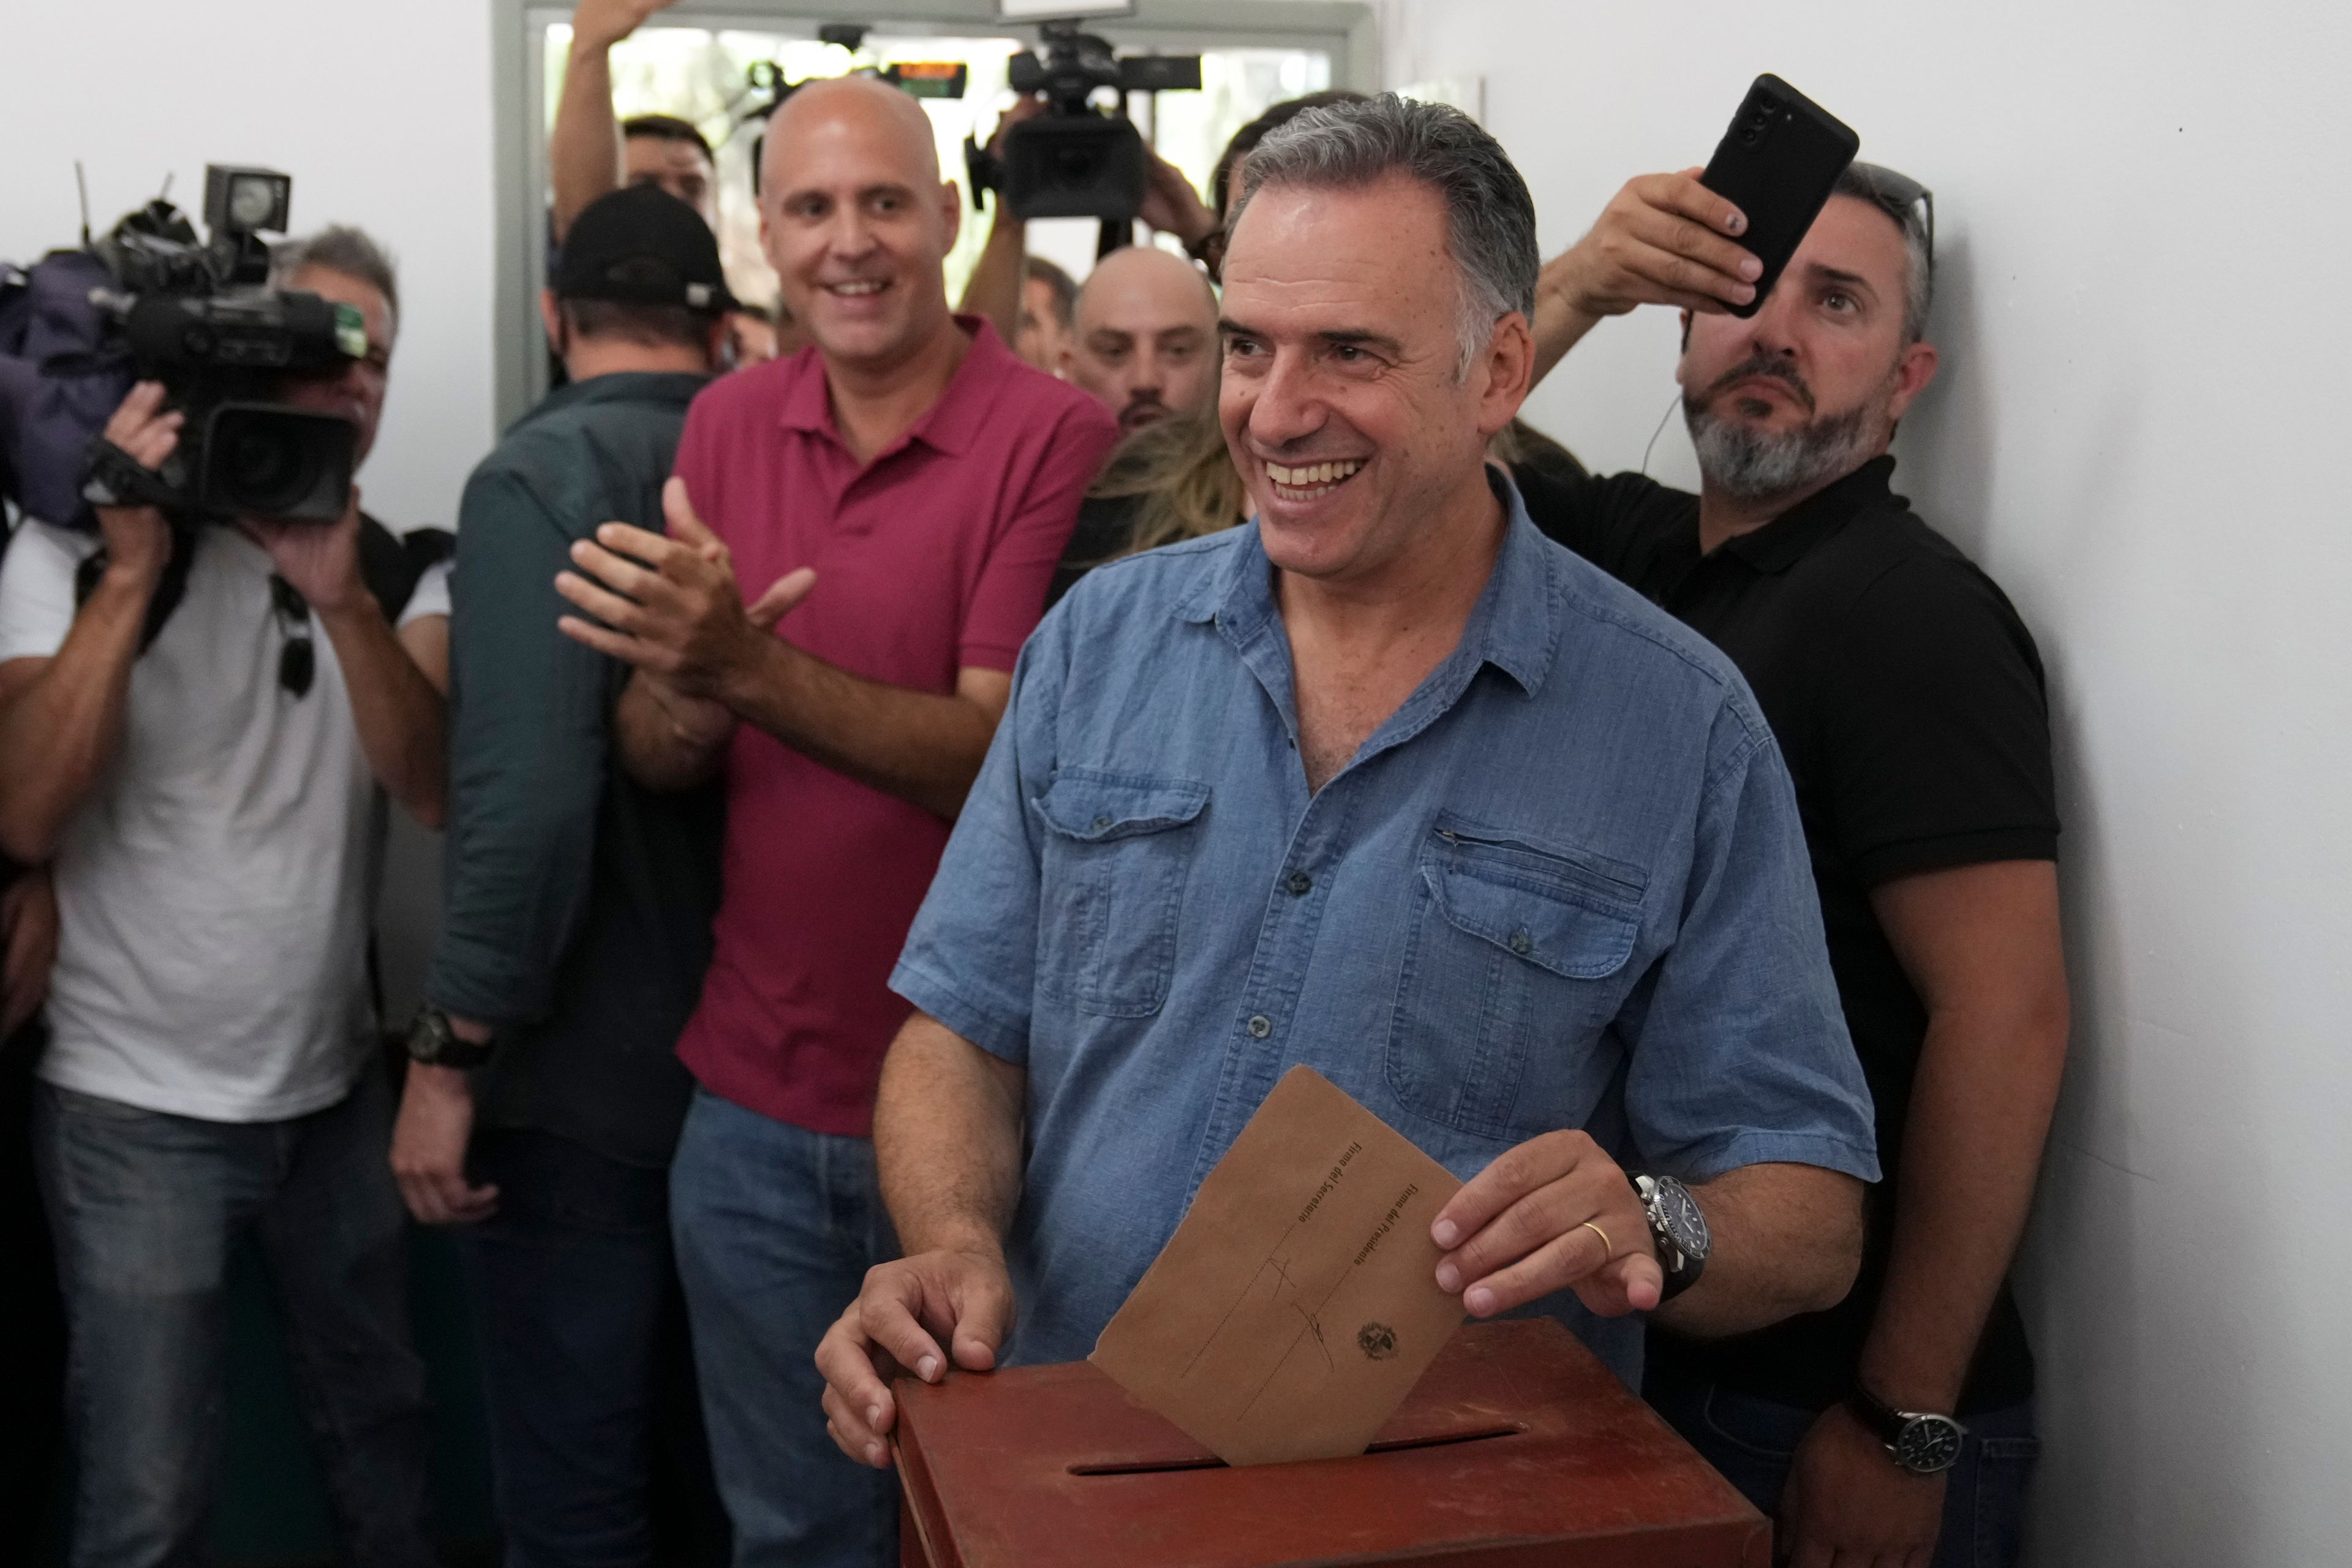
[1090,1066,1468,1466]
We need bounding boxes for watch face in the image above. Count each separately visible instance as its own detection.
[1896,1415,1965,1474]
[1649,1175,1712,1259]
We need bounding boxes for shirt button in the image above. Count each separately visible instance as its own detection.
[1284,871,1313,897]
[1509,929,1533,955]
[1246,1014,1272,1039]
[1091,815,1112,831]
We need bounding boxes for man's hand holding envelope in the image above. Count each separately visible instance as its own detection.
[815,1064,1666,1470]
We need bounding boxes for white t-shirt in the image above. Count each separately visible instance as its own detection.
[0,519,450,1122]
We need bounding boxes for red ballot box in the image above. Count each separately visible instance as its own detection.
[893,1318,1769,1567]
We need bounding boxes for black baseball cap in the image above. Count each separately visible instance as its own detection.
[555,184,736,313]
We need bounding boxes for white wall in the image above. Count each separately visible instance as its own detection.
[1379,3,2352,1564]
[0,1,501,531]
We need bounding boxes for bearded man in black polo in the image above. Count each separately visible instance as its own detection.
[1516,161,2069,1568]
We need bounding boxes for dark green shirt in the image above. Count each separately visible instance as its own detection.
[426,372,723,1167]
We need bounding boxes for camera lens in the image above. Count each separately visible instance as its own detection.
[223,423,320,516]
[204,405,350,521]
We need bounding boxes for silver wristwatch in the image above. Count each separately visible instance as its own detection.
[1847,1386,1967,1475]
[1628,1172,1711,1302]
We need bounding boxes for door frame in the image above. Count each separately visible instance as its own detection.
[488,0,1378,424]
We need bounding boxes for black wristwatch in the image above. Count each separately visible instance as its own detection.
[1847,1386,1967,1475]
[1627,1172,1710,1302]
[404,1006,494,1071]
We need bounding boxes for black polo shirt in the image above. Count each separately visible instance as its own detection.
[1517,454,2057,1415]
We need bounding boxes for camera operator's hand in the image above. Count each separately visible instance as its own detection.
[556,478,816,707]
[986,92,1047,162]
[391,1059,499,1225]
[1544,168,1761,323]
[571,0,680,53]
[243,492,368,617]
[96,382,180,588]
[1140,151,1219,250]
[2,866,59,1041]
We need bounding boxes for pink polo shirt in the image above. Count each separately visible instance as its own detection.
[671,318,1119,1136]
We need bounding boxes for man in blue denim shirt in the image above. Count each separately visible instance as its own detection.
[816,96,1879,1464]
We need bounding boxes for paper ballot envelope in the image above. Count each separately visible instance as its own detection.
[1090,1067,1469,1466]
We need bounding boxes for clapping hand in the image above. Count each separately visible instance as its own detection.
[556,478,815,709]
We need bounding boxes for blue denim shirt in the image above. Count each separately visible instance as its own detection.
[892,475,1879,1385]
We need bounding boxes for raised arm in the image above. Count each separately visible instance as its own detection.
[814,1011,1027,1467]
[1529,169,1763,388]
[549,0,680,242]
[0,387,180,862]
[958,97,1046,345]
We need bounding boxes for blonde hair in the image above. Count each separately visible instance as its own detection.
[1084,404,1250,560]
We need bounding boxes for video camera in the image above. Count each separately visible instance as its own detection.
[974,20,1202,224]
[0,164,366,533]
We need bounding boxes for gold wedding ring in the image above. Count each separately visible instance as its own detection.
[1579,1219,1614,1262]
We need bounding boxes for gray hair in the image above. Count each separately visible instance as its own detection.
[271,224,401,337]
[1833,163,1932,344]
[1231,92,1538,376]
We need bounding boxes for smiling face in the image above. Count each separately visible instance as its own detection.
[277,265,393,468]
[1065,246,1218,434]
[1678,193,1937,502]
[758,77,962,372]
[1218,174,1528,586]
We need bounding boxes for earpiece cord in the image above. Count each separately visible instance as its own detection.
[1640,390,1681,478]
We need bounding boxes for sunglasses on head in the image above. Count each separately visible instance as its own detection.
[1847,161,1935,265]
[269,575,314,698]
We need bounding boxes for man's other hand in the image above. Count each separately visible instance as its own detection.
[1544,169,1763,320]
[1140,150,1219,248]
[1,867,59,1039]
[245,491,368,616]
[815,1247,1016,1469]
[391,1060,498,1224]
[556,477,815,704]
[1778,1402,1947,1568]
[1430,1129,1664,1319]
[986,92,1046,162]
[571,0,680,53]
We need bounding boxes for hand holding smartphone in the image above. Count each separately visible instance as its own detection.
[1698,75,1860,318]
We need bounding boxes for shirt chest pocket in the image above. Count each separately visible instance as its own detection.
[1387,822,1647,1143]
[1030,771,1210,1018]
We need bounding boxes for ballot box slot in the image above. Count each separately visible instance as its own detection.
[1066,1421,1529,1476]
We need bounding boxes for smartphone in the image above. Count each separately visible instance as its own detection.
[1698,75,1860,318]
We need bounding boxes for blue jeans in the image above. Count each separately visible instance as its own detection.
[1645,1359,2040,1568]
[461,1128,726,1568]
[32,1069,433,1568]
[669,1089,899,1568]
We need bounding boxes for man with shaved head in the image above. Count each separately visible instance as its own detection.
[555,72,1118,1568]
[1061,245,1219,434]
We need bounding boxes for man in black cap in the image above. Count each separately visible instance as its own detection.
[389,182,742,1567]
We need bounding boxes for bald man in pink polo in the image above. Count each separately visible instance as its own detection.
[557,77,1117,1566]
